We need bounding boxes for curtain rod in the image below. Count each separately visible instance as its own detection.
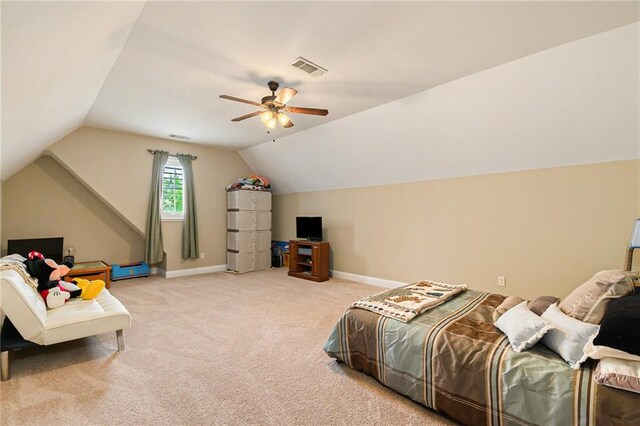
[147,149,197,160]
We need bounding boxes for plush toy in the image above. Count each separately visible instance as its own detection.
[23,251,105,309]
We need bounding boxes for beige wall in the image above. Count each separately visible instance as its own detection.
[0,180,3,245]
[273,160,640,299]
[0,180,3,243]
[1,156,144,263]
[44,127,253,271]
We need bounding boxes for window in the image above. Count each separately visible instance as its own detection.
[161,157,184,220]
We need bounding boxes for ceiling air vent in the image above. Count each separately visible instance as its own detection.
[290,57,327,77]
[168,134,191,141]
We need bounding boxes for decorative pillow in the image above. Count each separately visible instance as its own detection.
[492,295,524,322]
[540,304,600,369]
[558,270,636,324]
[594,357,640,394]
[495,301,554,353]
[528,295,560,316]
[584,340,640,362]
[592,291,640,356]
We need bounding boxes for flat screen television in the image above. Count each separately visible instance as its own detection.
[296,217,323,241]
[7,237,64,263]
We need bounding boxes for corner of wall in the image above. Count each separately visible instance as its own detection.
[44,147,145,237]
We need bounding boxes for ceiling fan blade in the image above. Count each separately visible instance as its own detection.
[274,87,298,105]
[285,106,329,116]
[283,118,294,128]
[231,111,263,122]
[220,95,262,107]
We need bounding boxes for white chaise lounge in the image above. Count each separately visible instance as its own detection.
[0,269,131,380]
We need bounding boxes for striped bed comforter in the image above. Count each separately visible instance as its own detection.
[323,289,640,425]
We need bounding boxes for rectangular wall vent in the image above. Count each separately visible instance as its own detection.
[168,134,191,141]
[290,57,327,77]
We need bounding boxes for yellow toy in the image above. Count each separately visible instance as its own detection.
[70,278,105,300]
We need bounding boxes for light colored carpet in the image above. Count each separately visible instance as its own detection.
[0,269,456,425]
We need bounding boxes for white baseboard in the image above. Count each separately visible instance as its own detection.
[153,265,400,286]
[162,264,227,279]
[331,270,404,289]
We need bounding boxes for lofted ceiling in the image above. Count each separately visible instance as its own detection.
[2,1,639,180]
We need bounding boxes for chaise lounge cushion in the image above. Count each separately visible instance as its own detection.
[1,269,130,346]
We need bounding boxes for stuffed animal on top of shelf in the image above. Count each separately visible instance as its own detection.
[23,251,105,309]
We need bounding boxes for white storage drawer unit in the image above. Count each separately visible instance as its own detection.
[227,230,271,252]
[227,250,271,274]
[227,189,272,274]
[227,251,254,274]
[228,191,272,211]
[227,211,271,231]
[255,250,271,270]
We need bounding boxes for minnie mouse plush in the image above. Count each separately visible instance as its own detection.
[23,251,104,309]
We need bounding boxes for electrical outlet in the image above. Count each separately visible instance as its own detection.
[498,276,506,287]
[200,253,205,259]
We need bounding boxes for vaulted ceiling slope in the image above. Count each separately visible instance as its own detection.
[241,23,640,194]
[2,1,638,180]
[1,1,145,179]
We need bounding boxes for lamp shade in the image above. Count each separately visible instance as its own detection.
[277,113,290,126]
[261,111,273,123]
[631,218,640,248]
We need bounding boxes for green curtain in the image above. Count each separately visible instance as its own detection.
[144,151,169,264]
[177,154,199,259]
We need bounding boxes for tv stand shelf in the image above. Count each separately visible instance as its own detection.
[288,240,330,282]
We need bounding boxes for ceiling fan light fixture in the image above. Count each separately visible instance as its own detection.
[277,113,290,126]
[220,81,328,128]
[261,110,274,123]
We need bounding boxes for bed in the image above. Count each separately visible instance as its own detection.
[323,289,640,425]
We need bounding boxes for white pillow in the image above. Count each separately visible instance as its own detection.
[583,340,640,362]
[495,301,554,353]
[594,357,640,394]
[541,304,600,369]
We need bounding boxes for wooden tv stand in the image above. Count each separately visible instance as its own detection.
[288,240,330,282]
